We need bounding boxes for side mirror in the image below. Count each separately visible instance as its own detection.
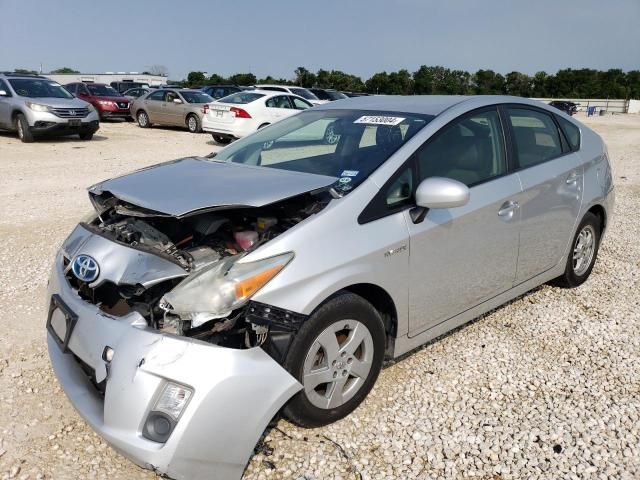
[173,98,183,104]
[0,90,7,97]
[415,177,470,209]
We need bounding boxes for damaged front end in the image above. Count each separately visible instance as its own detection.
[76,187,327,352]
[47,161,335,479]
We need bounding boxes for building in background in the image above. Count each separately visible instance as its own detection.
[44,72,167,87]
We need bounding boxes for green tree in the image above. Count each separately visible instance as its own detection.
[505,71,532,97]
[208,73,226,84]
[13,68,37,74]
[294,67,316,87]
[472,70,506,94]
[50,67,80,74]
[187,71,206,86]
[365,72,391,94]
[228,73,257,85]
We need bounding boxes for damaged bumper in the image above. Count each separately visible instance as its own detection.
[46,253,302,480]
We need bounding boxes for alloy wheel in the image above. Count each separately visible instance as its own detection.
[302,319,374,409]
[573,224,596,276]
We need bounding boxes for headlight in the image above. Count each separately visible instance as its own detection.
[25,101,50,112]
[97,100,113,106]
[85,103,95,112]
[162,252,293,324]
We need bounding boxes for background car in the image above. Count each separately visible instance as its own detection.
[200,85,250,100]
[122,87,150,102]
[549,100,579,116]
[110,81,149,94]
[202,90,313,144]
[0,72,99,142]
[254,84,326,105]
[65,82,132,121]
[131,88,213,133]
[342,91,371,97]
[308,88,348,101]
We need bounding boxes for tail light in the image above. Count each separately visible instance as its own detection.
[230,107,251,118]
[202,104,209,114]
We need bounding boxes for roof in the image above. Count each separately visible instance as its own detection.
[313,95,469,116]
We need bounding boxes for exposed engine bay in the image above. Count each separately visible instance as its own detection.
[67,191,327,355]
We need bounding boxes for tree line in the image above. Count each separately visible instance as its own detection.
[186,66,640,99]
[12,65,640,98]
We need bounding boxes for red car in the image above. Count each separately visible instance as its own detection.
[65,82,133,121]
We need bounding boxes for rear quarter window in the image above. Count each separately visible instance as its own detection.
[557,116,581,151]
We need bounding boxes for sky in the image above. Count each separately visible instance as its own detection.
[1,0,638,80]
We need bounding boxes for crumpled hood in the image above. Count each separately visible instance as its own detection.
[90,157,337,217]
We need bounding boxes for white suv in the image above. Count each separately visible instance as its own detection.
[0,72,100,142]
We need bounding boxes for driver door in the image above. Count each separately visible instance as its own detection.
[405,107,522,335]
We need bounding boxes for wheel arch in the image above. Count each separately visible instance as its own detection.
[325,283,398,357]
[587,203,607,233]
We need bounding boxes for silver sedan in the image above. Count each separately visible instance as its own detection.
[130,88,213,133]
[47,95,614,479]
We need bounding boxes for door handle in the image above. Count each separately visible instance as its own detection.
[566,172,581,185]
[498,201,519,217]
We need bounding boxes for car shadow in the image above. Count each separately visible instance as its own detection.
[0,130,109,142]
[384,284,546,369]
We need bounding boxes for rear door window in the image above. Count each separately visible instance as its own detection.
[147,91,166,101]
[266,96,293,109]
[507,108,563,169]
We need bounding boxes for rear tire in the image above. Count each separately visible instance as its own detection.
[552,212,601,288]
[15,114,34,143]
[283,292,385,428]
[186,114,201,133]
[79,132,94,141]
[137,110,151,128]
[212,135,231,145]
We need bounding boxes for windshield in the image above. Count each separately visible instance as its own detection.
[289,87,319,100]
[181,91,213,103]
[8,79,73,99]
[218,92,265,104]
[87,84,120,97]
[214,110,432,194]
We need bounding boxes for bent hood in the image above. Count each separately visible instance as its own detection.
[90,157,337,217]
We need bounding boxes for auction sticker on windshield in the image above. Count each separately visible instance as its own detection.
[354,115,405,126]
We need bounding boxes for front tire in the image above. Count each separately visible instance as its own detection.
[212,134,232,145]
[186,114,201,133]
[137,110,151,128]
[15,114,34,143]
[283,292,385,428]
[552,212,601,288]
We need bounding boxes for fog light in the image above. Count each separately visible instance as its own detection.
[142,412,174,443]
[155,382,192,420]
[142,382,193,443]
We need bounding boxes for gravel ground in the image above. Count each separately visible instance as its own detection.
[0,114,638,480]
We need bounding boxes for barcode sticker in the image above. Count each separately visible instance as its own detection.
[354,115,405,126]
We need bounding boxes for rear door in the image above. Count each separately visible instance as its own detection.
[406,107,522,335]
[505,106,583,282]
[144,90,167,123]
[265,95,294,122]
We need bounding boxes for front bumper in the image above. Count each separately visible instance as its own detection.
[30,120,99,136]
[46,251,301,479]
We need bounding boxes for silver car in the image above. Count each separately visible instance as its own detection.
[131,88,214,133]
[46,95,614,479]
[0,72,99,142]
